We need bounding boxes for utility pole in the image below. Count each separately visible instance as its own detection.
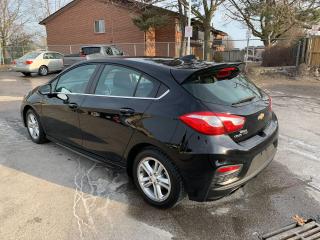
[186,0,192,55]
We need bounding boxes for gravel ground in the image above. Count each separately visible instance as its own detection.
[0,71,319,240]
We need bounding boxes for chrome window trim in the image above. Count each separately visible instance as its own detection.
[52,89,170,100]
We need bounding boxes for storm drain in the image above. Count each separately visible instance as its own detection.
[261,219,320,240]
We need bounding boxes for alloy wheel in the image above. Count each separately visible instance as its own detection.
[137,157,171,202]
[27,113,40,140]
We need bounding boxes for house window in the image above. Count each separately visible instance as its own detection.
[94,20,105,33]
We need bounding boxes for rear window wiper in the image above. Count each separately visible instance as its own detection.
[232,96,256,106]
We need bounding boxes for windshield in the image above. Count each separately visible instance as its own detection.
[183,70,262,105]
[20,52,41,60]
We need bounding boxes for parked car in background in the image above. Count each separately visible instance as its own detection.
[63,45,125,67]
[12,51,64,76]
[21,57,278,208]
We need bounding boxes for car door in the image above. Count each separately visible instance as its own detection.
[52,53,64,71]
[79,64,160,164]
[41,63,99,148]
[43,53,56,72]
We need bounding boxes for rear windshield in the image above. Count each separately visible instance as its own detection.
[182,70,262,105]
[21,52,41,60]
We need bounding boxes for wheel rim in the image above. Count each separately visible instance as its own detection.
[27,113,40,139]
[40,67,47,75]
[137,157,171,202]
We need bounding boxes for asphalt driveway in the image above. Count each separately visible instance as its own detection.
[0,71,319,240]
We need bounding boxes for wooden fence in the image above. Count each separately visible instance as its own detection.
[307,37,320,66]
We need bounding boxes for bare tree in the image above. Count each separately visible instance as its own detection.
[30,0,70,21]
[182,0,225,60]
[226,0,320,47]
[0,0,26,62]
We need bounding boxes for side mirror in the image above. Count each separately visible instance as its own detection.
[38,84,51,95]
[57,93,69,103]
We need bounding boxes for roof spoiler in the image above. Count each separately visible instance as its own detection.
[171,62,243,84]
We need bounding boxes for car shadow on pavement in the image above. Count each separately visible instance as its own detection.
[1,118,320,240]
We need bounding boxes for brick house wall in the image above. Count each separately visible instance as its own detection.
[45,0,144,45]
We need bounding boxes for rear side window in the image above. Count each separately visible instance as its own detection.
[55,64,97,94]
[183,69,262,105]
[95,65,160,98]
[95,65,140,97]
[135,76,160,98]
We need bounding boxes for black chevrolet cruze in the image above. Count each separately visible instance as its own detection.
[21,57,278,208]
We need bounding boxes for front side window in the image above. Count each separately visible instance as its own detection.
[94,20,105,33]
[55,64,97,94]
[95,65,140,97]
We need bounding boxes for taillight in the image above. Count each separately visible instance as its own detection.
[216,67,237,79]
[268,96,272,111]
[214,164,243,185]
[217,165,241,173]
[25,60,33,65]
[12,60,16,65]
[179,112,245,135]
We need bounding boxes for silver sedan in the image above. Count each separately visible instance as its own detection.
[12,51,64,76]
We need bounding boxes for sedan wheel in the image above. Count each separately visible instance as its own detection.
[133,148,185,208]
[25,109,48,144]
[27,113,40,140]
[137,157,171,202]
[39,66,48,76]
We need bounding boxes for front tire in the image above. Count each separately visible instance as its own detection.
[38,66,48,76]
[26,109,47,144]
[133,147,185,208]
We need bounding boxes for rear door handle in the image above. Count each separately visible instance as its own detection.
[120,107,135,116]
[68,103,78,109]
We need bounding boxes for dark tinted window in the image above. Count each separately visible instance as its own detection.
[55,64,97,94]
[183,71,261,105]
[135,75,160,98]
[95,65,140,97]
[82,47,100,55]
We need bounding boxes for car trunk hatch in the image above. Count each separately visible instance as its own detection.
[175,64,272,142]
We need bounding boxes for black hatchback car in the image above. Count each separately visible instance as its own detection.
[21,57,278,208]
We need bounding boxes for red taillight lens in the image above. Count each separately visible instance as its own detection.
[268,96,272,111]
[179,112,245,135]
[25,60,33,65]
[217,165,241,173]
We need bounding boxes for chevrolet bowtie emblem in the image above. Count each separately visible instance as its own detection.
[258,113,265,120]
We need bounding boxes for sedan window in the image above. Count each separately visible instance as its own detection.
[55,64,97,94]
[95,65,140,97]
[135,75,160,98]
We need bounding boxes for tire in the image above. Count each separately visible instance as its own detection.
[133,147,185,208]
[22,72,31,77]
[38,66,48,76]
[26,109,47,144]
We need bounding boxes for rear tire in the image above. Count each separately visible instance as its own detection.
[38,66,48,76]
[26,109,47,144]
[22,72,31,77]
[133,147,185,208]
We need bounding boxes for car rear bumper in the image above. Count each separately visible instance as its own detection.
[12,65,39,73]
[175,115,279,202]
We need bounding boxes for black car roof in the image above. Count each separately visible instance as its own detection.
[85,57,241,84]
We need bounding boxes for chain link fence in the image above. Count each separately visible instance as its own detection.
[0,38,309,68]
